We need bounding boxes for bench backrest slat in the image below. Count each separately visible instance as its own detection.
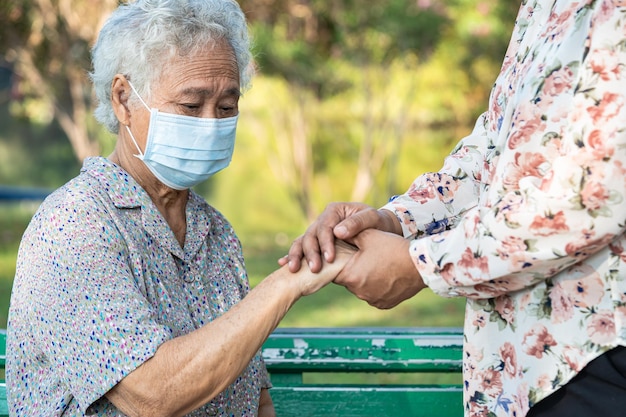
[262,327,464,417]
[0,329,5,368]
[263,327,462,373]
[0,329,7,417]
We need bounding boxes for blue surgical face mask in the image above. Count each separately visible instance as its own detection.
[125,81,238,190]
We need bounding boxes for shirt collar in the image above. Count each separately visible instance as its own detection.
[81,156,150,209]
[80,156,212,260]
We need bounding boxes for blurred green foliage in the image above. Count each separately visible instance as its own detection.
[1,0,518,220]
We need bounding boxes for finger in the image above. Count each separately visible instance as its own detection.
[335,239,358,253]
[331,252,350,286]
[311,203,353,264]
[300,229,324,273]
[332,249,359,288]
[317,223,338,264]
[334,208,380,239]
[286,236,305,273]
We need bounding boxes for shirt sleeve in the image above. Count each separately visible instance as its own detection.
[25,188,172,412]
[384,8,626,300]
[382,113,488,239]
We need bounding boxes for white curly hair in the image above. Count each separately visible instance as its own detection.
[90,0,254,133]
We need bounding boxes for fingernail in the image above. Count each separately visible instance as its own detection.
[308,261,314,271]
[323,251,330,261]
[288,260,294,269]
[335,226,347,236]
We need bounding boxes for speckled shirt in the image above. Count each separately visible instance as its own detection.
[6,157,271,416]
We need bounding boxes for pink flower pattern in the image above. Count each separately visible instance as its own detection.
[384,1,626,415]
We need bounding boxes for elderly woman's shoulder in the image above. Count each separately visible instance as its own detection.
[29,160,133,230]
[42,177,113,212]
[44,157,145,210]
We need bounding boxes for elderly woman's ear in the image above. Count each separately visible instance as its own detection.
[111,74,132,126]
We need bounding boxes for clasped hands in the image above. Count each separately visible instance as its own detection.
[280,203,426,309]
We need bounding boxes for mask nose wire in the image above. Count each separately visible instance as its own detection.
[125,80,152,159]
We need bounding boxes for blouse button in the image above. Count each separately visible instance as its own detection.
[207,405,219,416]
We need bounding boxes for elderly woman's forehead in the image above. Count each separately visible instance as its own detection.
[153,43,239,83]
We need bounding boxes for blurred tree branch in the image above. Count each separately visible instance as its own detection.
[1,0,117,162]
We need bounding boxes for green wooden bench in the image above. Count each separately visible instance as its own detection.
[0,329,6,417]
[0,327,463,416]
[263,327,463,417]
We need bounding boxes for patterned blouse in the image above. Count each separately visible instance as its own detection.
[383,1,626,416]
[7,157,271,416]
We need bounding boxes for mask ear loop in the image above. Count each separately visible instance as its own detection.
[128,81,151,111]
[125,125,145,159]
[125,80,152,159]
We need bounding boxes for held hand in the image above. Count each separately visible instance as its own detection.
[294,240,358,297]
[279,202,400,274]
[334,229,425,309]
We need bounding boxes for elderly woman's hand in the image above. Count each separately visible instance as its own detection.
[294,239,357,297]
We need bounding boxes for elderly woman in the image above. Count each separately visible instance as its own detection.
[5,1,354,416]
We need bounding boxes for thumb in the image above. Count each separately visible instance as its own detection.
[334,210,379,240]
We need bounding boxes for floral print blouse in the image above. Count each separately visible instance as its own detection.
[383,1,626,416]
[7,157,270,416]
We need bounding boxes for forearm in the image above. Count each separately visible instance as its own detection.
[258,388,276,417]
[106,266,298,417]
[413,147,626,299]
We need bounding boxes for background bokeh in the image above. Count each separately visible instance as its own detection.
[0,0,519,329]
